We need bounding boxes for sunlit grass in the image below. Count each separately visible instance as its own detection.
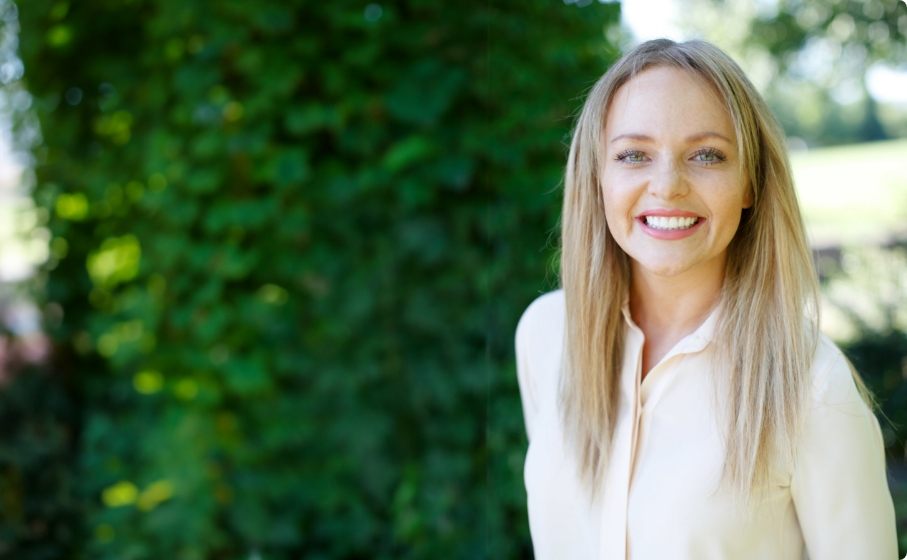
[792,138,907,247]
[793,139,907,342]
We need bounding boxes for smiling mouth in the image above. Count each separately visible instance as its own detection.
[643,215,702,231]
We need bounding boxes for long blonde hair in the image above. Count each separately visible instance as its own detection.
[560,39,819,496]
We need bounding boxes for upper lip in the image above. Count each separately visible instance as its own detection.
[637,209,703,218]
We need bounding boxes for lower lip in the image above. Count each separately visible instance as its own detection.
[637,217,705,240]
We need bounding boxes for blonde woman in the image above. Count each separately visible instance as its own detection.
[515,39,897,559]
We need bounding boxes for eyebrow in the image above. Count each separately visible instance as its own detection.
[609,131,734,144]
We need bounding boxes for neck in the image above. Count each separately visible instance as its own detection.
[629,262,725,340]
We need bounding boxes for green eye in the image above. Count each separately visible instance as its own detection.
[692,148,726,164]
[616,150,647,163]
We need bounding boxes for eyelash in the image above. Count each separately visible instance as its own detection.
[691,147,727,165]
[613,148,728,166]
[614,149,647,164]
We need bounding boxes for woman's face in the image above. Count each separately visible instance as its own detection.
[601,66,752,282]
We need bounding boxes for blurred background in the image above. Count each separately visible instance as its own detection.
[0,0,903,558]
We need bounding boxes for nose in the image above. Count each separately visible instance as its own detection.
[647,158,688,199]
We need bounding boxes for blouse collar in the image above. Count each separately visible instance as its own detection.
[619,298,721,357]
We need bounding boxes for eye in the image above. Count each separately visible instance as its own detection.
[691,147,726,165]
[615,149,649,164]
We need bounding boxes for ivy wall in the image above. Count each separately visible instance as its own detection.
[4,1,621,558]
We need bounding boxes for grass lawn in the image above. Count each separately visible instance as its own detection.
[791,138,907,247]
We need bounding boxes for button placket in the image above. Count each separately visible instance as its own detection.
[624,331,645,560]
[611,305,718,559]
[598,324,643,560]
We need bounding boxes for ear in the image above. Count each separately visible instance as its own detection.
[742,184,754,209]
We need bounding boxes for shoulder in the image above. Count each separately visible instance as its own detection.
[514,290,566,436]
[516,289,566,350]
[807,333,863,408]
[795,331,882,466]
[790,333,896,556]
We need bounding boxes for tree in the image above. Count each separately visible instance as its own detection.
[678,0,907,145]
[10,1,621,558]
[749,0,905,143]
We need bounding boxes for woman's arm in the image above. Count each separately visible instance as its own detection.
[515,302,539,441]
[791,338,898,559]
[514,290,565,442]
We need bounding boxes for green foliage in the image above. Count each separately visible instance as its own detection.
[0,368,80,558]
[10,0,621,557]
[675,0,907,147]
[846,328,907,449]
[748,0,906,145]
[750,0,906,68]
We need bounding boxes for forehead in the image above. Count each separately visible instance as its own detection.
[605,66,735,141]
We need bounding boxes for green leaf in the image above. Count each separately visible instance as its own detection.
[386,61,465,126]
[382,135,433,172]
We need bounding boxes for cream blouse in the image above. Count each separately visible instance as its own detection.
[515,290,897,559]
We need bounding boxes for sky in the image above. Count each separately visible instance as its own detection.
[621,0,683,42]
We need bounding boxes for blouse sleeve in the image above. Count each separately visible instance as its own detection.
[790,339,898,559]
[514,290,564,442]
[515,298,540,442]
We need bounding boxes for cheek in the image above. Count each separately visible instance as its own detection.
[704,174,749,219]
[713,197,746,241]
[600,177,633,218]
[600,186,629,237]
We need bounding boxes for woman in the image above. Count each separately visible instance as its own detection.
[515,39,897,559]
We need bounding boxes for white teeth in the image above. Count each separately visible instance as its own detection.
[644,216,698,230]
